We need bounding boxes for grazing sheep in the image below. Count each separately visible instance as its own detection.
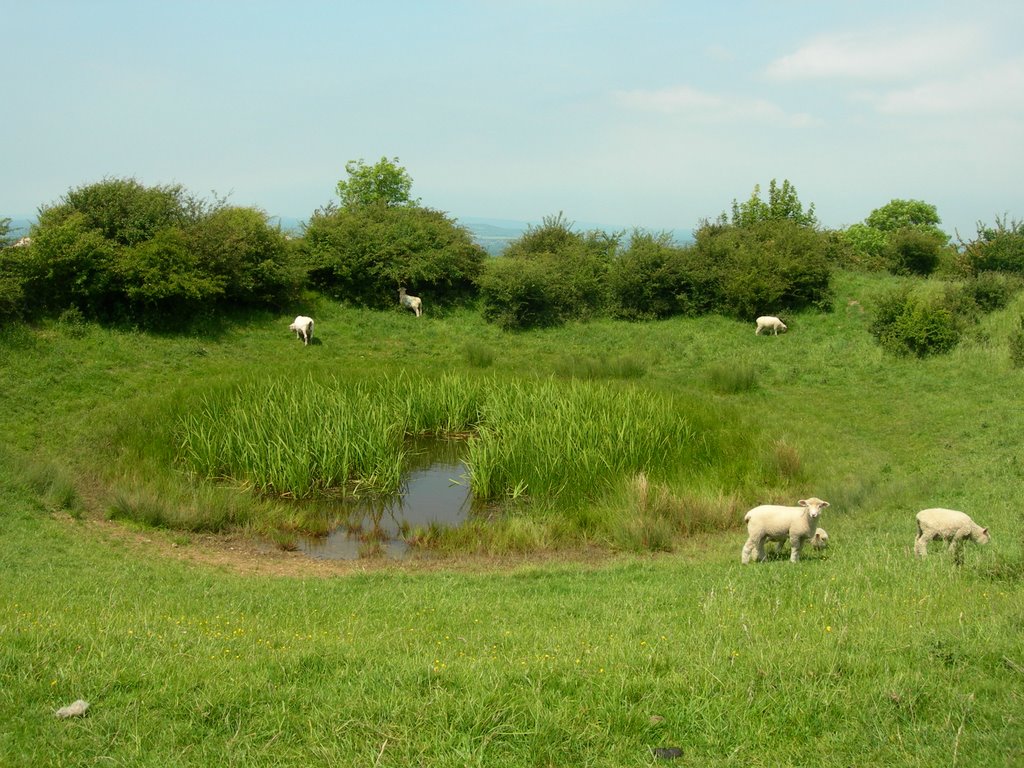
[399,287,422,317]
[915,508,990,564]
[288,315,314,345]
[755,316,787,335]
[741,497,830,564]
[55,699,89,718]
[811,527,829,551]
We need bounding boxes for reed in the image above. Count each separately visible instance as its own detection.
[177,371,764,530]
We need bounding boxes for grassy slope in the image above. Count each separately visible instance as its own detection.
[2,272,1023,766]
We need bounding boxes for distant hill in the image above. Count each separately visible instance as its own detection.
[4,212,693,254]
[457,216,694,255]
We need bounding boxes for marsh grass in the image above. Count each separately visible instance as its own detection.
[706,361,757,393]
[175,372,769,545]
[463,340,496,368]
[553,352,646,380]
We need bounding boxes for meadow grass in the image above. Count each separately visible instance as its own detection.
[1,271,1024,765]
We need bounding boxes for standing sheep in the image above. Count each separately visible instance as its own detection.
[289,315,315,345]
[755,316,787,335]
[914,508,990,564]
[399,287,422,317]
[741,497,830,564]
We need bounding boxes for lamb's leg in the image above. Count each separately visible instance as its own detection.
[789,535,802,563]
[914,534,929,558]
[950,537,965,566]
[741,538,756,564]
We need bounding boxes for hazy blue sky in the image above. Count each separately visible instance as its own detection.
[4,0,1022,236]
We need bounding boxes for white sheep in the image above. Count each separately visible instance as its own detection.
[741,497,830,564]
[811,527,829,551]
[399,287,422,317]
[755,316,787,335]
[288,315,314,345]
[914,508,990,564]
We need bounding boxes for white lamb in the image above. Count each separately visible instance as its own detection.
[811,527,829,551]
[399,287,422,317]
[288,315,314,345]
[741,497,830,564]
[755,316,787,335]
[914,508,990,564]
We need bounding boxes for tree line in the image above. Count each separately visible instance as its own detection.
[2,158,1023,357]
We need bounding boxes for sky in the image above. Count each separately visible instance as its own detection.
[3,0,1023,237]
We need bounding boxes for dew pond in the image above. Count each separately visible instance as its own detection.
[296,436,474,560]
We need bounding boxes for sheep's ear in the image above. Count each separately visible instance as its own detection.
[820,501,830,508]
[798,499,808,507]
[983,527,989,535]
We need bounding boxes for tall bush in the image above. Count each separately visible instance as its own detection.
[958,216,1024,275]
[869,286,961,357]
[478,215,616,329]
[27,178,302,325]
[692,219,832,318]
[302,203,485,309]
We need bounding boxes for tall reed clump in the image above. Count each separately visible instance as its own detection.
[464,378,743,508]
[177,372,486,499]
[177,372,767,542]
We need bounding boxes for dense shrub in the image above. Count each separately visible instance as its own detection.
[26,212,121,316]
[24,179,300,325]
[886,227,944,276]
[836,223,889,271]
[478,255,570,330]
[959,217,1024,275]
[302,203,485,309]
[117,228,224,322]
[189,207,302,307]
[692,219,833,318]
[478,215,616,329]
[608,231,714,320]
[869,286,962,357]
[38,178,201,247]
[960,272,1021,313]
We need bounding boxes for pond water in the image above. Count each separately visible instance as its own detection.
[296,436,473,560]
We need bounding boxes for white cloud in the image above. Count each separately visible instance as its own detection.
[765,24,985,82]
[868,58,1024,115]
[612,85,817,127]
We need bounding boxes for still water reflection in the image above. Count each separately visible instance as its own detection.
[297,436,472,560]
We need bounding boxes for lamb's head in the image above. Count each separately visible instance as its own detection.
[798,497,829,520]
[976,526,991,545]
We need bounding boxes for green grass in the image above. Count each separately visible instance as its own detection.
[2,270,1024,765]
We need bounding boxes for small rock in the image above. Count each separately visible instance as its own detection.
[55,699,90,718]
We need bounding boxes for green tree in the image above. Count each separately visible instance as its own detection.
[336,157,417,209]
[842,199,949,275]
[958,215,1024,275]
[730,179,818,229]
[865,199,946,241]
[302,203,485,308]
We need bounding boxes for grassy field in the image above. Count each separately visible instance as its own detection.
[2,270,1023,766]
